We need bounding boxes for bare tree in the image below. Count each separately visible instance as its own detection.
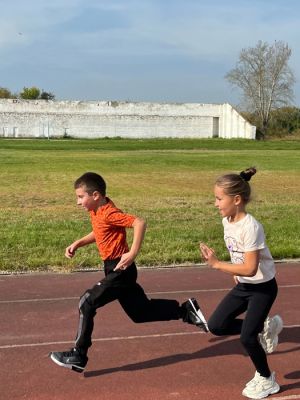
[226,41,295,137]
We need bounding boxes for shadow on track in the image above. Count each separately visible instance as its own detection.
[85,326,300,378]
[85,337,244,378]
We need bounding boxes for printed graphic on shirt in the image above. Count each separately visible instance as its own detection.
[224,236,244,264]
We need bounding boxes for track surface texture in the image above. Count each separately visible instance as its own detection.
[0,263,299,400]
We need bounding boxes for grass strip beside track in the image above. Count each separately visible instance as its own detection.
[0,138,299,272]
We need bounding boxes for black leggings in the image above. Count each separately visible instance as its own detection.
[208,278,278,377]
[75,259,181,351]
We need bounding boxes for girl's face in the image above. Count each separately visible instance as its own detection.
[214,184,242,219]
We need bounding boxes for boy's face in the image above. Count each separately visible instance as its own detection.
[75,186,101,212]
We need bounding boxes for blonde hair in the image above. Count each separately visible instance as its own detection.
[215,167,257,203]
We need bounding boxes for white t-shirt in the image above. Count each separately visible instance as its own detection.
[222,213,275,284]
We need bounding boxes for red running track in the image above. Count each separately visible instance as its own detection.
[0,263,299,400]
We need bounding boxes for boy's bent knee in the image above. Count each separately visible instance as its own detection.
[129,313,148,323]
[79,291,95,314]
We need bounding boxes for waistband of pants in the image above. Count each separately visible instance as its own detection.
[104,258,136,270]
[104,258,121,268]
[237,277,277,290]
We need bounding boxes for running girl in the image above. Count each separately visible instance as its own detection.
[200,167,283,400]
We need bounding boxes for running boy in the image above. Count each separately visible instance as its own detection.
[200,167,283,400]
[50,172,207,373]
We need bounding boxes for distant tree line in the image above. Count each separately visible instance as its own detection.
[242,107,300,138]
[0,86,55,100]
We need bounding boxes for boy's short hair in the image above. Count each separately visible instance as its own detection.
[74,172,106,196]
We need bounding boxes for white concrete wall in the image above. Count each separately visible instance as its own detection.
[0,99,256,139]
[219,103,256,139]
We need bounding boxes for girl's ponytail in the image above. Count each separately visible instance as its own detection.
[239,167,257,182]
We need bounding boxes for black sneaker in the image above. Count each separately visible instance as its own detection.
[182,298,209,332]
[49,348,88,373]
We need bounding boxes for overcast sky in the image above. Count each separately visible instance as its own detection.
[0,0,299,107]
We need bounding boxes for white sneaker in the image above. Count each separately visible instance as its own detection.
[259,315,283,354]
[242,371,261,394]
[242,372,280,399]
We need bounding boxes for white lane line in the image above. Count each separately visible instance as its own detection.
[0,284,299,304]
[0,324,299,350]
[270,396,300,400]
[0,296,78,304]
[0,330,204,349]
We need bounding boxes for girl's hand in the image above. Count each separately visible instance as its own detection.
[200,242,209,261]
[200,242,219,268]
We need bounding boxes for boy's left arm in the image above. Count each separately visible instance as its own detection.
[114,217,146,271]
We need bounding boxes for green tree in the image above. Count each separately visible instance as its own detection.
[40,91,55,100]
[226,41,295,137]
[241,107,300,138]
[269,107,300,136]
[20,86,41,100]
[0,87,13,98]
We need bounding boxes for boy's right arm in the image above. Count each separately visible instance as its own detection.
[65,231,95,258]
[113,217,146,271]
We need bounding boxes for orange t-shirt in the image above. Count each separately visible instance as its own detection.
[90,198,136,260]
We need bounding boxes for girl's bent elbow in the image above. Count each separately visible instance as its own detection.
[246,268,258,277]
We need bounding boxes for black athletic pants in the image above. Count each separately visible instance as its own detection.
[75,259,181,352]
[207,278,278,377]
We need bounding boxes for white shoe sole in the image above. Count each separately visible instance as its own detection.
[242,382,280,399]
[50,353,85,373]
[259,315,283,354]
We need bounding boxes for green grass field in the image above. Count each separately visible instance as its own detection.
[0,138,299,272]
